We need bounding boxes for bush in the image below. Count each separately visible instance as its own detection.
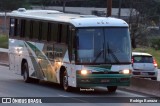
[0,35,8,48]
[150,38,160,50]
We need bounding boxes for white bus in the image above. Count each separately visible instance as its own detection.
[8,8,132,92]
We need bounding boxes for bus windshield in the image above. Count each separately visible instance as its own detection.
[76,27,131,64]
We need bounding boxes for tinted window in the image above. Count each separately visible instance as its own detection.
[41,22,48,40]
[9,18,15,37]
[20,20,25,38]
[50,23,58,42]
[61,24,68,43]
[24,20,30,38]
[133,56,153,63]
[32,21,39,39]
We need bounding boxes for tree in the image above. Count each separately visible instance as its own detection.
[124,0,160,48]
[0,0,30,11]
[0,0,30,34]
[30,0,86,11]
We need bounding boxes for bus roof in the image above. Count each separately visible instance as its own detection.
[9,9,128,27]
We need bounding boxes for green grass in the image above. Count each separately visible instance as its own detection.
[0,35,8,49]
[133,48,160,68]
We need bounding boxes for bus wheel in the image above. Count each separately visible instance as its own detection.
[151,77,157,80]
[107,86,117,93]
[63,70,71,92]
[23,62,30,83]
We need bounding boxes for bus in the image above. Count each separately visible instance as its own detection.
[8,8,132,92]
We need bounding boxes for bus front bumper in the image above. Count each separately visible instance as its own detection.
[76,74,131,87]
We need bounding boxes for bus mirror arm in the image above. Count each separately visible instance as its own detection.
[71,60,75,64]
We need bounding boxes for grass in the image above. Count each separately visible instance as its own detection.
[133,47,160,68]
[0,35,8,48]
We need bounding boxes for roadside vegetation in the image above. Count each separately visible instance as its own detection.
[133,47,160,68]
[0,35,8,49]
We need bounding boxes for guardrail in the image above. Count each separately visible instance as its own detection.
[121,77,160,97]
[0,48,8,66]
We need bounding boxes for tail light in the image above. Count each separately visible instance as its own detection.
[153,58,158,67]
[131,57,134,64]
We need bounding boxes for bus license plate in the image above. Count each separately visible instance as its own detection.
[141,72,148,75]
[101,79,110,83]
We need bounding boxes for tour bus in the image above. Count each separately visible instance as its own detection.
[8,8,132,92]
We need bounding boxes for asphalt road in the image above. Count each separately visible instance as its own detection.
[0,65,159,106]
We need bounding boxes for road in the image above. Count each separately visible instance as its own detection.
[0,65,159,106]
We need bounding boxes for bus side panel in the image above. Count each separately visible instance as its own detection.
[9,53,15,71]
[9,39,36,76]
[9,39,22,74]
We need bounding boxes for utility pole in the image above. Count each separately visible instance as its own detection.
[107,0,112,17]
[118,0,122,18]
[63,0,66,12]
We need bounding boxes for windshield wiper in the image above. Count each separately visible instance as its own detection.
[93,49,104,63]
[106,43,120,63]
[93,43,105,63]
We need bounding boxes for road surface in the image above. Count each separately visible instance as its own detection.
[0,65,159,106]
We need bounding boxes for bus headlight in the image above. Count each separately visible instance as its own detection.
[80,70,91,75]
[120,69,130,74]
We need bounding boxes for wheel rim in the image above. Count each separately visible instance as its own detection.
[63,73,68,90]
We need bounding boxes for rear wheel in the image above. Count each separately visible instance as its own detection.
[62,70,71,92]
[22,62,30,83]
[107,86,117,93]
[151,77,157,81]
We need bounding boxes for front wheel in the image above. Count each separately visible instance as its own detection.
[23,62,30,83]
[62,70,71,92]
[107,86,117,93]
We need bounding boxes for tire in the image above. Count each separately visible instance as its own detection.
[151,77,157,81]
[22,62,30,83]
[32,78,40,83]
[107,86,117,93]
[62,70,71,92]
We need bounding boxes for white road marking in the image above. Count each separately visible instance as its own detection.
[59,94,88,103]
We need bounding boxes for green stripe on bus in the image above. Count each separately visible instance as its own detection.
[77,74,131,78]
[25,41,58,83]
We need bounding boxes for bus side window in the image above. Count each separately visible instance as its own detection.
[61,24,68,44]
[14,19,18,36]
[32,21,39,39]
[39,22,42,40]
[41,22,48,41]
[16,19,21,37]
[29,21,33,39]
[9,18,15,37]
[47,23,51,41]
[24,20,30,39]
[57,24,62,43]
[50,23,58,42]
[20,19,25,38]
